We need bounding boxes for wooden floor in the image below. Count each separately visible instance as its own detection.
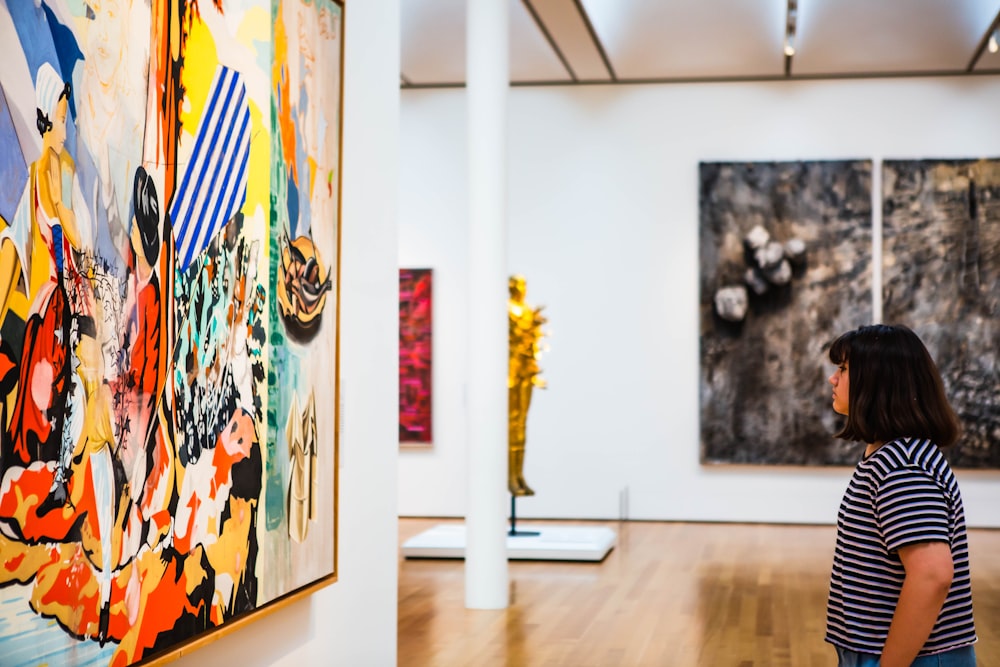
[398,518,1000,667]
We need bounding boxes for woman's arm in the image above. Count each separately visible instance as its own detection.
[879,541,953,667]
[53,154,82,249]
[41,154,82,250]
[0,239,21,324]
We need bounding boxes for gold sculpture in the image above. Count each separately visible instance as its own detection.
[508,274,547,497]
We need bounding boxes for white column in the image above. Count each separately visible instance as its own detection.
[465,0,509,610]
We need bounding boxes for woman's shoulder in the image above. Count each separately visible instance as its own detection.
[868,437,952,479]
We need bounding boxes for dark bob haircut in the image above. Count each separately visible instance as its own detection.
[132,166,160,267]
[828,324,960,447]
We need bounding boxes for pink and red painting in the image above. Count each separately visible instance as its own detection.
[399,268,432,444]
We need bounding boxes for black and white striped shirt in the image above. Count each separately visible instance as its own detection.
[826,437,977,655]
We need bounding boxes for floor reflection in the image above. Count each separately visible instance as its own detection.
[399,519,1000,667]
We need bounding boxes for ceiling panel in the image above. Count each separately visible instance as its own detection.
[974,45,1000,70]
[529,0,612,81]
[581,0,787,79]
[973,18,1000,70]
[401,0,573,85]
[401,0,1000,87]
[794,0,999,75]
[512,0,574,82]
[401,0,465,84]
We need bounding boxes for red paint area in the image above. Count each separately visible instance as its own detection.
[1,411,257,663]
[9,288,68,463]
[0,463,96,543]
[4,552,25,572]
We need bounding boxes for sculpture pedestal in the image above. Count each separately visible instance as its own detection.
[401,523,616,562]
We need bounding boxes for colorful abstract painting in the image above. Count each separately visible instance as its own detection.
[882,159,1000,468]
[399,268,432,444]
[699,161,873,465]
[0,1,343,665]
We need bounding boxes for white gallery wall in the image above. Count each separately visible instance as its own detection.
[176,0,400,665]
[398,75,1000,528]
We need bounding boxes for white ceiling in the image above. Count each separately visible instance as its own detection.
[400,0,1000,87]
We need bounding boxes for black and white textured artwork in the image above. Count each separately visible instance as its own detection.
[882,159,1000,468]
[699,161,873,465]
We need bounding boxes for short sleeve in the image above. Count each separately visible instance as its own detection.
[874,467,950,553]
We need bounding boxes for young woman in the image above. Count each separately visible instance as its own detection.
[826,324,977,667]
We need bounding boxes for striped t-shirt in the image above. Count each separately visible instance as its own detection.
[826,437,977,655]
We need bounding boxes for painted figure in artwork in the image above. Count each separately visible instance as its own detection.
[114,165,173,565]
[77,0,150,250]
[109,166,167,498]
[0,62,95,508]
[508,274,547,497]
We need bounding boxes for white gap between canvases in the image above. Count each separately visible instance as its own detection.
[871,157,884,324]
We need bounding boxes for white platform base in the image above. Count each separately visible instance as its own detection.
[401,524,616,562]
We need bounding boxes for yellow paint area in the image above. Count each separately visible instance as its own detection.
[11,485,39,528]
[245,100,270,217]
[32,544,102,635]
[206,497,255,584]
[184,545,208,596]
[177,16,220,140]
[273,2,288,83]
[0,535,54,585]
[307,156,318,201]
[236,5,270,52]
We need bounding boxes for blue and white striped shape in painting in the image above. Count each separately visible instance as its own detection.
[169,65,251,271]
